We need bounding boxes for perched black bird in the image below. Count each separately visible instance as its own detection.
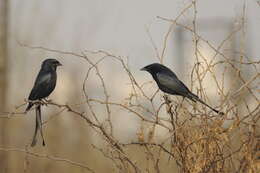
[141,63,223,114]
[26,59,62,147]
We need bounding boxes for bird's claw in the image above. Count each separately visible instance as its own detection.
[163,95,171,104]
[42,98,52,106]
[43,98,52,103]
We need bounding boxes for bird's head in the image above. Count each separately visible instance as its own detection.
[41,58,62,71]
[141,63,166,75]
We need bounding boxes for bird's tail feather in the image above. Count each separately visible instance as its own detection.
[186,92,197,102]
[187,92,223,115]
[38,106,46,146]
[31,105,40,147]
[31,105,45,147]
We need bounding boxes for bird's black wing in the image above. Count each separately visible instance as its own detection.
[26,70,56,111]
[156,72,191,96]
[29,71,56,100]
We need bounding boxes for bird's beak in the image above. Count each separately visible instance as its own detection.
[140,67,146,71]
[57,62,62,66]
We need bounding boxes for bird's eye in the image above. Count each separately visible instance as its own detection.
[53,60,62,66]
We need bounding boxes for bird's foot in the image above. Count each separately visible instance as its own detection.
[42,98,52,106]
[163,95,171,104]
[43,98,52,103]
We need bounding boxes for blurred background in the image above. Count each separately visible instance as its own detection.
[0,0,259,172]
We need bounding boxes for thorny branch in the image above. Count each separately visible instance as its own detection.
[0,147,95,173]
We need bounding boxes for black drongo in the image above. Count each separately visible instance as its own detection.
[141,63,223,115]
[26,59,62,147]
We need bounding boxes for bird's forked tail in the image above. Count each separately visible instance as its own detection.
[187,92,224,115]
[31,105,46,147]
